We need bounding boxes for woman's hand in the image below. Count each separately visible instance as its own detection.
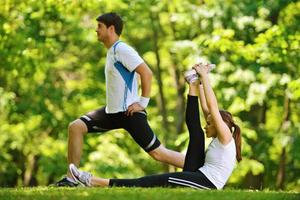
[193,63,210,77]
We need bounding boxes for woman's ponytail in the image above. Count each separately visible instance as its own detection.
[219,110,242,162]
[232,123,242,162]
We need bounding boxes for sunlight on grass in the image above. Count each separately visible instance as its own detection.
[0,187,299,200]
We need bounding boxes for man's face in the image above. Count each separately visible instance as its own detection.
[96,22,109,42]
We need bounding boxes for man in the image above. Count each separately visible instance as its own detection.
[55,12,185,187]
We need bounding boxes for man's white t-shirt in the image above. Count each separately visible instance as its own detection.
[105,40,144,113]
[199,137,236,189]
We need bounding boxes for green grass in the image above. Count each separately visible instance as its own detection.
[0,187,299,200]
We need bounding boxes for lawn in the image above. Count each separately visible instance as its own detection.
[0,187,299,200]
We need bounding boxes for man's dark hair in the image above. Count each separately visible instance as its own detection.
[96,12,123,36]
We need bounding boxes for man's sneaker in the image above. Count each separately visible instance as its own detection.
[54,177,79,187]
[69,163,92,187]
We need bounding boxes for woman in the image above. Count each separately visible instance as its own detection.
[69,63,242,189]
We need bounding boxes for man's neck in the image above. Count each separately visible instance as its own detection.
[104,36,119,49]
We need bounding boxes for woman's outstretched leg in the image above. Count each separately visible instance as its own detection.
[69,163,215,189]
[183,83,205,172]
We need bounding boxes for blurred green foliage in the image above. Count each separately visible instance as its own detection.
[0,0,299,191]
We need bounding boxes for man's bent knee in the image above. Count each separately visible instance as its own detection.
[68,119,88,136]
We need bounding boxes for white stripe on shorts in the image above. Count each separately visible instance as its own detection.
[81,115,92,121]
[144,135,156,151]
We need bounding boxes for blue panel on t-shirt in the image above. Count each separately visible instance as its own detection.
[114,61,135,92]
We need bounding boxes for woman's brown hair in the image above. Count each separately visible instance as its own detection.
[219,110,242,162]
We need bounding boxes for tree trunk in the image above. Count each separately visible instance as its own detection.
[243,102,267,189]
[276,147,286,189]
[149,11,170,137]
[24,154,38,186]
[148,9,174,173]
[276,93,290,189]
[243,172,263,189]
[171,56,186,135]
[168,5,186,136]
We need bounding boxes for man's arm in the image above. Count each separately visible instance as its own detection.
[135,62,152,98]
[126,62,152,116]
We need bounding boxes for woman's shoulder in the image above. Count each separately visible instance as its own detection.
[213,137,235,149]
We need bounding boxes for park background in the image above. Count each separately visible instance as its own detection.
[0,0,299,192]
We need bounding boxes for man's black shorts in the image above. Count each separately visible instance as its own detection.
[79,106,161,152]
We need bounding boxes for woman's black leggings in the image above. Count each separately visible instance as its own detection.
[109,95,216,189]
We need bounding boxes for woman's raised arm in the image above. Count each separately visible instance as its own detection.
[194,64,232,145]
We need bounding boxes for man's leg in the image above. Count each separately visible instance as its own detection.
[70,107,121,174]
[56,107,118,186]
[124,111,185,168]
[67,119,88,178]
[149,83,204,170]
[54,118,88,186]
[148,145,185,168]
